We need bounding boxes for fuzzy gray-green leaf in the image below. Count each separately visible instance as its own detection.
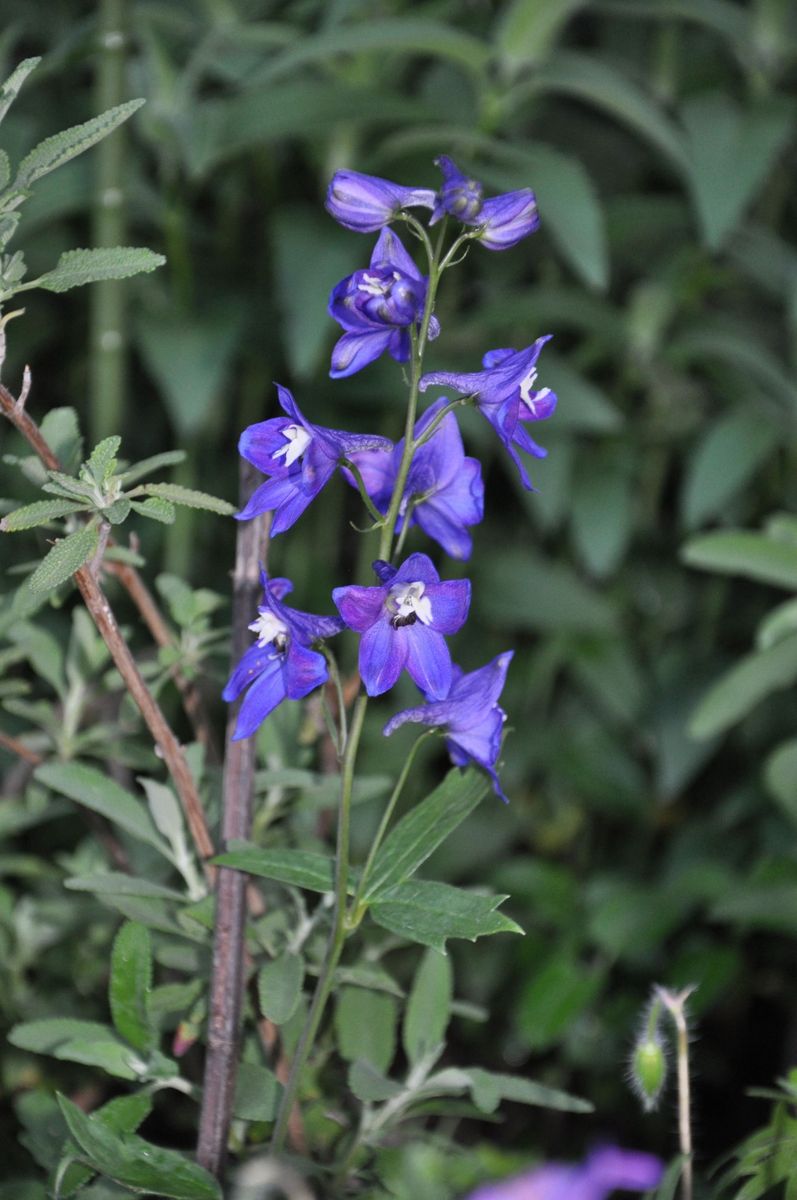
[28,525,97,594]
[140,482,235,515]
[32,247,165,293]
[14,99,145,188]
[0,498,89,532]
[0,57,40,127]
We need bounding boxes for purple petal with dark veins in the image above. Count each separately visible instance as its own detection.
[424,579,471,633]
[404,624,452,699]
[282,641,329,700]
[333,584,385,632]
[359,617,407,696]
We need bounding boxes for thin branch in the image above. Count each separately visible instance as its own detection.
[105,556,221,763]
[197,461,270,1178]
[0,728,43,765]
[0,378,216,871]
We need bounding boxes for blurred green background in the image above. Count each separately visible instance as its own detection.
[2,0,797,1181]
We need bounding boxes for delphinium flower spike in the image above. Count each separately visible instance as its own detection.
[223,571,344,740]
[333,552,470,699]
[236,384,391,532]
[420,336,557,490]
[328,227,440,378]
[384,651,513,801]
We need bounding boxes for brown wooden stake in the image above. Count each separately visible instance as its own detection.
[196,461,270,1176]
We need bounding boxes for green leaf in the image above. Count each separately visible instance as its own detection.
[32,247,164,293]
[529,51,688,175]
[251,19,489,88]
[403,949,452,1065]
[57,1093,155,1198]
[681,93,794,250]
[476,549,617,634]
[595,0,750,51]
[365,768,487,899]
[40,407,83,472]
[8,1018,119,1055]
[232,1062,282,1122]
[52,1039,142,1081]
[335,986,397,1074]
[56,1095,221,1200]
[104,497,132,525]
[0,57,40,126]
[258,952,304,1025]
[15,100,145,189]
[689,634,797,739]
[109,922,154,1055]
[516,953,604,1049]
[34,761,170,856]
[65,874,186,902]
[86,436,121,484]
[370,880,523,953]
[757,598,797,650]
[118,450,187,486]
[570,450,633,577]
[212,843,334,893]
[465,1067,593,1114]
[348,1059,402,1103]
[129,497,176,525]
[28,525,98,594]
[0,498,89,532]
[764,739,797,825]
[139,483,234,516]
[681,410,778,528]
[682,530,797,590]
[495,0,586,70]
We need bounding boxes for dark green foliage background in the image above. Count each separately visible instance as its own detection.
[2,0,797,1187]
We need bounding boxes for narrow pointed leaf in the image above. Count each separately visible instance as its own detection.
[0,498,89,532]
[140,483,234,515]
[15,99,145,188]
[0,57,41,126]
[403,949,452,1065]
[130,497,176,524]
[365,768,487,899]
[212,843,335,893]
[33,247,165,293]
[28,525,98,594]
[34,761,170,856]
[682,530,797,590]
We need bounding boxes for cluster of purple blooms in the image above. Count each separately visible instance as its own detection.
[223,155,557,801]
[465,1146,663,1200]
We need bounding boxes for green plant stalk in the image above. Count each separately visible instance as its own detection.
[269,692,368,1154]
[90,0,129,444]
[270,226,448,1156]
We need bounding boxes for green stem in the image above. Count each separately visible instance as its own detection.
[269,693,368,1155]
[350,729,435,921]
[411,395,473,451]
[342,457,386,527]
[321,644,348,756]
[377,220,447,564]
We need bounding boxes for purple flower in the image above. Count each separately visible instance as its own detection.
[465,1146,664,1200]
[384,651,513,801]
[326,169,435,233]
[328,227,440,378]
[431,155,484,223]
[430,155,539,250]
[346,398,484,560]
[419,337,557,490]
[222,573,344,741]
[236,384,391,534]
[332,552,470,700]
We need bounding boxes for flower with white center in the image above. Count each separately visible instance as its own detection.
[333,552,470,699]
[272,424,312,469]
[248,609,289,650]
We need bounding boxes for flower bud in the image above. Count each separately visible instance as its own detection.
[434,155,484,222]
[630,1032,667,1112]
[326,170,435,233]
[476,190,540,251]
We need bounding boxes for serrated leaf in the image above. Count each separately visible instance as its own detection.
[15,100,145,189]
[34,761,171,856]
[365,768,487,899]
[464,1067,593,1114]
[87,436,121,483]
[403,949,452,1065]
[690,635,797,739]
[0,148,10,192]
[28,525,97,594]
[130,497,176,524]
[258,952,304,1025]
[335,986,397,1074]
[8,1018,119,1055]
[0,498,89,532]
[682,530,797,590]
[139,483,234,515]
[0,57,40,126]
[110,922,154,1055]
[57,1095,221,1200]
[232,1062,282,1122]
[119,450,186,486]
[104,498,131,524]
[211,843,335,893]
[370,880,523,953]
[32,246,165,293]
